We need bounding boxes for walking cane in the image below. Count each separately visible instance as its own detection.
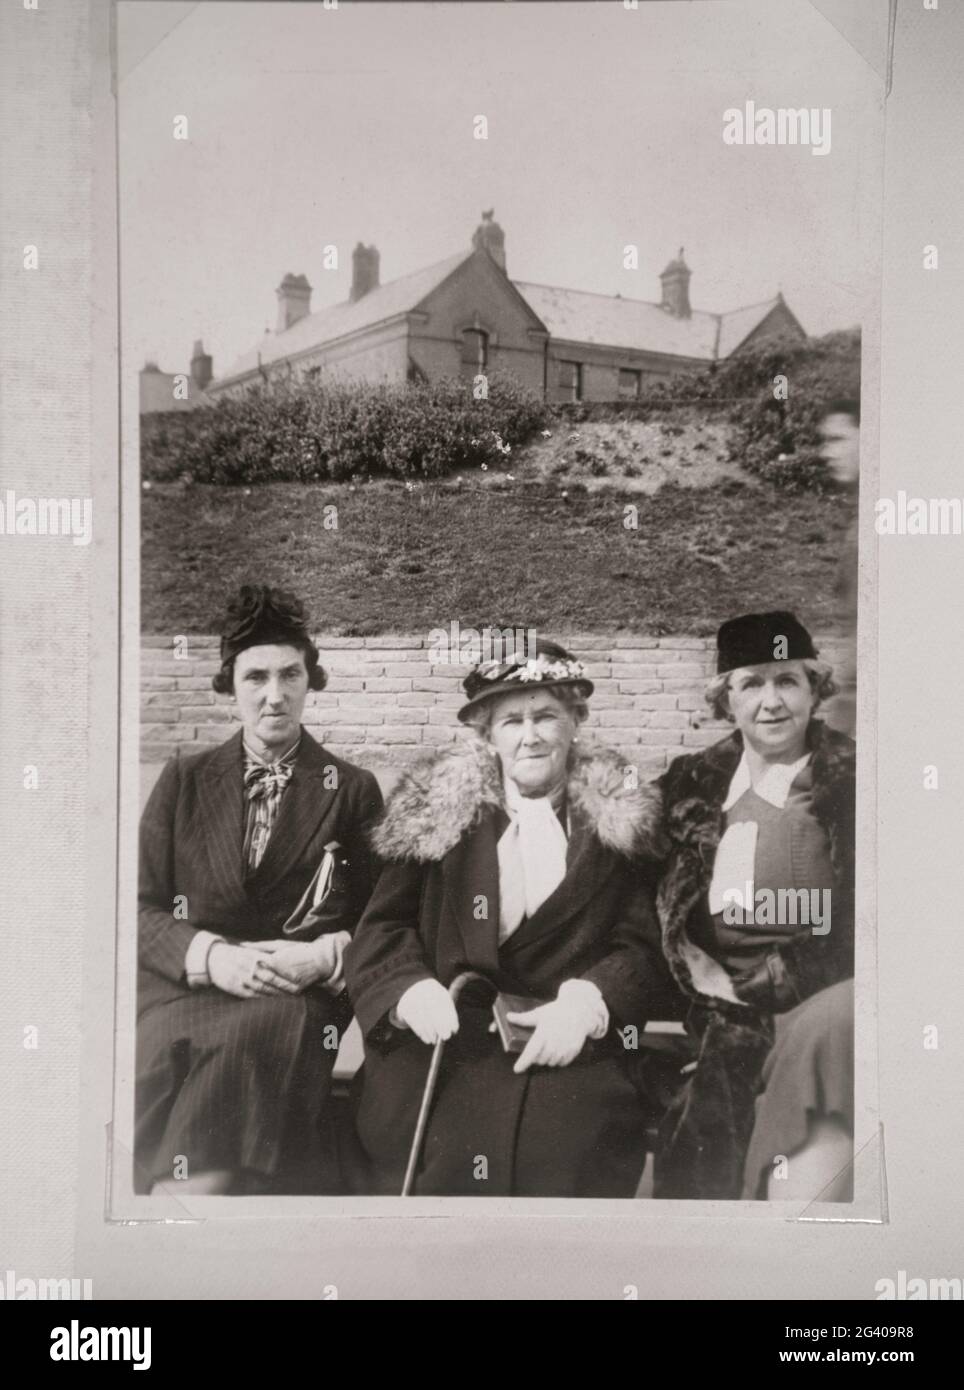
[400,970,491,1197]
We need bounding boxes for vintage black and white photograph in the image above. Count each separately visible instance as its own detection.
[13,0,964,1326]
[115,0,881,1211]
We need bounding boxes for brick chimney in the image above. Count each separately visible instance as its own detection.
[350,243,380,302]
[472,209,506,272]
[659,248,692,318]
[190,338,213,392]
[276,273,313,332]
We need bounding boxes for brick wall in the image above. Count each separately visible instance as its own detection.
[142,633,851,775]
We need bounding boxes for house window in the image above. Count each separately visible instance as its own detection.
[618,368,641,400]
[461,328,489,374]
[558,360,582,402]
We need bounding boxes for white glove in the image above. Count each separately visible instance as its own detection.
[508,979,609,1074]
[393,978,460,1045]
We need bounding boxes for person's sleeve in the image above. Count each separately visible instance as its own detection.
[732,912,854,1012]
[342,769,385,932]
[343,858,435,1048]
[184,929,226,988]
[577,862,686,1033]
[138,758,210,986]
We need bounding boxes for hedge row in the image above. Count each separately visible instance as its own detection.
[141,331,859,494]
[141,372,548,485]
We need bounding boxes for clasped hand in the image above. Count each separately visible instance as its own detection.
[210,933,347,999]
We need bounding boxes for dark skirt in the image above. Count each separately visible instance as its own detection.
[134,986,350,1193]
[653,1006,775,1200]
[654,981,854,1201]
[349,1006,652,1197]
[741,979,854,1199]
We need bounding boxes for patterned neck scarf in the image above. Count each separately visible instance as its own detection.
[242,737,300,874]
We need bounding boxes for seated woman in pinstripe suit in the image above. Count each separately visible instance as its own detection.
[135,586,383,1196]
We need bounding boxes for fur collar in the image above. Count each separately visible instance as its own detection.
[657,720,856,1011]
[373,738,663,863]
[661,721,855,850]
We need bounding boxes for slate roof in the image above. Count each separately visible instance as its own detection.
[716,297,787,358]
[514,282,788,362]
[214,249,795,388]
[216,251,471,385]
[513,280,719,359]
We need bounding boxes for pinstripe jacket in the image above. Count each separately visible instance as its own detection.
[138,729,384,1016]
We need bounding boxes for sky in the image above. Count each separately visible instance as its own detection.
[118,0,886,380]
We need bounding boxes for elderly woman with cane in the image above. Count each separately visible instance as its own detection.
[653,611,856,1201]
[344,638,681,1197]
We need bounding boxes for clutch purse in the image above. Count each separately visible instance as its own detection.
[491,992,547,1054]
[280,840,353,940]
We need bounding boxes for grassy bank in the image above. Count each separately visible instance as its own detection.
[141,476,854,635]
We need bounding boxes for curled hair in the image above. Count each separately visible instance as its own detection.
[704,657,838,722]
[463,683,590,740]
[212,640,327,695]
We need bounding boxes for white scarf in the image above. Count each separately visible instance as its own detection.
[497,776,569,942]
[708,752,812,915]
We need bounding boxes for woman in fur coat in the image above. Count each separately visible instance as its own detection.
[653,611,856,1202]
[344,638,683,1197]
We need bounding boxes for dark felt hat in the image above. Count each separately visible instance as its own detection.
[457,636,593,722]
[217,584,315,665]
[716,610,817,675]
[212,585,323,693]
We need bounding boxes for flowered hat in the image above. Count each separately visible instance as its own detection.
[457,636,593,722]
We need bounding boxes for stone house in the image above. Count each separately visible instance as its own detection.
[206,214,807,403]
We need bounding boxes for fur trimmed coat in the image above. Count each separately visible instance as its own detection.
[344,740,685,1197]
[653,720,856,1199]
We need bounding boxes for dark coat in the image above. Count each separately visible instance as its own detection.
[138,729,383,1012]
[653,720,856,1199]
[135,728,383,1190]
[344,740,685,1197]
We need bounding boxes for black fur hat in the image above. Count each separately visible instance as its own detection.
[716,610,816,675]
[211,584,326,694]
